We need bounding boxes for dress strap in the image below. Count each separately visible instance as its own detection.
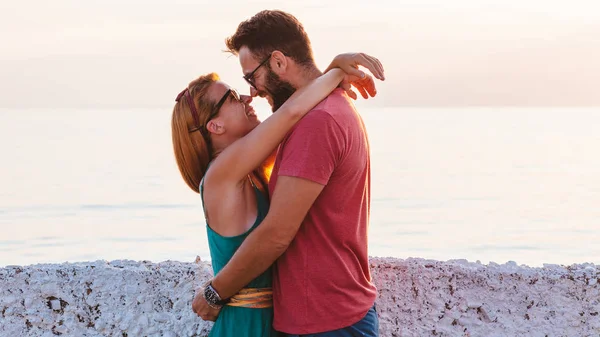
[199,163,212,219]
[249,172,270,203]
[247,174,256,188]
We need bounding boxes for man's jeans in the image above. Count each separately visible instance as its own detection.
[282,304,379,337]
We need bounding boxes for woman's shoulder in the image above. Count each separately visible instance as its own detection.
[202,162,247,192]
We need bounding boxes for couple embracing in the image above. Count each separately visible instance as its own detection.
[171,9,385,337]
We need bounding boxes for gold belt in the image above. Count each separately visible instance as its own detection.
[226,287,273,308]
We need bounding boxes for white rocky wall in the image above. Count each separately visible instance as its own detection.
[0,258,598,336]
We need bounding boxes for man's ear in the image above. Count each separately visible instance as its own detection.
[206,119,225,136]
[270,50,288,75]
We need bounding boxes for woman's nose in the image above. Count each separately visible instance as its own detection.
[241,94,253,104]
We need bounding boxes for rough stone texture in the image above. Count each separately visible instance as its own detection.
[1,257,599,336]
[372,258,599,336]
[0,259,213,337]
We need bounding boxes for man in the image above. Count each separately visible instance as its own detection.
[193,10,384,336]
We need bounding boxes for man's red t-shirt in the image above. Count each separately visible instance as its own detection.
[268,89,377,334]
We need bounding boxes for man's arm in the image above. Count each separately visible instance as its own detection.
[211,175,324,298]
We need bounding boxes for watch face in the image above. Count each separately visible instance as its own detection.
[204,285,219,305]
[204,287,213,302]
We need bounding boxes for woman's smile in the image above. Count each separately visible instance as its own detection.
[245,105,256,118]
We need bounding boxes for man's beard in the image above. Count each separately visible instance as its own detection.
[264,68,296,112]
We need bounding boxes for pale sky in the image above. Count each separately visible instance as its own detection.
[0,0,599,108]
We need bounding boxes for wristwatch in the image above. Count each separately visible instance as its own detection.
[203,282,229,308]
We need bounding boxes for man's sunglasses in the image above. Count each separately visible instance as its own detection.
[243,55,271,90]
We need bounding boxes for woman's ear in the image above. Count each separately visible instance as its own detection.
[206,120,225,135]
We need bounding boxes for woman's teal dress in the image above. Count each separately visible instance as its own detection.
[200,177,278,337]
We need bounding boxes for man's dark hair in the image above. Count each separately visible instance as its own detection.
[225,10,315,67]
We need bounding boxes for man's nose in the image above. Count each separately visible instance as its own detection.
[241,94,253,104]
[250,86,258,97]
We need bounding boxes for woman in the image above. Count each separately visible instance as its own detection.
[171,53,383,336]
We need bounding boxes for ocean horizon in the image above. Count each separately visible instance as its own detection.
[1,106,599,268]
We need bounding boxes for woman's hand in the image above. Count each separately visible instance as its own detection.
[192,287,221,321]
[327,52,385,80]
[325,52,385,100]
[340,73,377,100]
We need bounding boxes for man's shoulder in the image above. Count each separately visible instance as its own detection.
[300,89,354,122]
[312,88,352,112]
[294,108,336,131]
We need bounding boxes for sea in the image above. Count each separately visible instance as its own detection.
[1,107,599,267]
